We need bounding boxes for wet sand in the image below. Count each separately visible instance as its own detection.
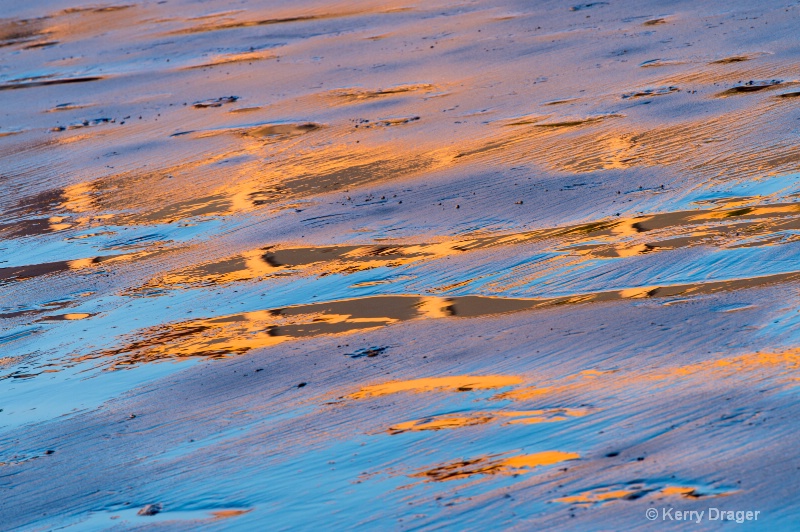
[2,0,800,529]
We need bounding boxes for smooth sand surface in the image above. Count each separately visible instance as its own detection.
[1,0,800,529]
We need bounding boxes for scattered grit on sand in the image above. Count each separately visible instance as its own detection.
[1,0,799,529]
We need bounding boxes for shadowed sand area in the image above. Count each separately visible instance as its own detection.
[1,0,800,529]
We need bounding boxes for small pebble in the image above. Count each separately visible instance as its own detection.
[138,504,162,516]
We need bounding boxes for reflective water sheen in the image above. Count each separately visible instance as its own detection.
[2,0,800,529]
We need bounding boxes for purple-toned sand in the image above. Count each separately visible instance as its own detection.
[1,0,799,529]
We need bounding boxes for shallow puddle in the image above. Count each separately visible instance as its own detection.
[3,0,800,529]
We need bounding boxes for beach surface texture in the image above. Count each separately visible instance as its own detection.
[1,0,800,529]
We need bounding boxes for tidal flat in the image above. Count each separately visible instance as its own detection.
[1,0,800,529]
